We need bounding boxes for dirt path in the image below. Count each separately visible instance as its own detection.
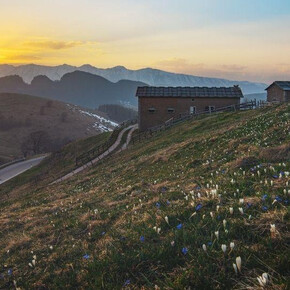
[52,124,137,184]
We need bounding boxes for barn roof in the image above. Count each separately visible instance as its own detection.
[265,81,290,91]
[136,86,243,98]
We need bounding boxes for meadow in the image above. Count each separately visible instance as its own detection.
[0,104,289,289]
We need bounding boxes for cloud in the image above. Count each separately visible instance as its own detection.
[154,58,251,80]
[24,40,84,50]
[7,54,42,61]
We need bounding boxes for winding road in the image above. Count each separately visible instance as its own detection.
[0,156,47,185]
[52,124,138,184]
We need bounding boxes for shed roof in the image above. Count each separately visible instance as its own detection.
[136,86,243,98]
[265,81,290,91]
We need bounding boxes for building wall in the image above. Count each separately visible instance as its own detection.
[138,97,240,131]
[267,85,285,102]
[285,91,290,102]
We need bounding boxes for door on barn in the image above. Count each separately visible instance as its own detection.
[190,106,196,114]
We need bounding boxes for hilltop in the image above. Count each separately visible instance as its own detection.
[0,104,289,289]
[0,93,117,164]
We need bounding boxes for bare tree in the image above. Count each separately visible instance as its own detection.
[21,131,50,157]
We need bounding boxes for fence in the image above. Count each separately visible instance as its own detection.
[131,100,257,145]
[75,118,137,166]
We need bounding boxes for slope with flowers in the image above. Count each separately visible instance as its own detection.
[0,104,289,289]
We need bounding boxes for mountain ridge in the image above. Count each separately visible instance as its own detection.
[0,64,267,95]
[0,71,146,108]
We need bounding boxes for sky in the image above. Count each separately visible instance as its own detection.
[0,0,290,83]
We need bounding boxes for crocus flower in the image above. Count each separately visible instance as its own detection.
[229,207,234,215]
[215,231,219,239]
[196,204,202,211]
[223,219,227,228]
[216,205,220,212]
[236,256,242,272]
[176,223,183,230]
[202,244,207,252]
[140,236,145,242]
[238,207,244,215]
[171,241,175,247]
[182,247,188,255]
[230,242,235,250]
[124,279,131,286]
[83,254,90,259]
[221,244,227,253]
[165,216,169,224]
[257,273,269,287]
[233,263,238,274]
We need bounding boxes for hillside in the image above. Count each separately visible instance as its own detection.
[0,72,146,108]
[0,93,117,164]
[0,104,289,289]
[0,64,267,95]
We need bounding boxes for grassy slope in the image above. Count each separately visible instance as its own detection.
[0,104,289,289]
[0,93,113,163]
[0,132,111,199]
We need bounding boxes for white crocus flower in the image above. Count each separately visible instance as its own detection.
[202,244,207,252]
[223,219,227,228]
[239,198,244,204]
[32,259,36,267]
[229,207,234,214]
[157,228,161,234]
[210,212,214,218]
[257,273,269,287]
[165,216,169,225]
[238,207,244,215]
[216,205,220,212]
[215,231,219,239]
[233,263,238,274]
[221,244,227,253]
[230,242,235,250]
[270,224,276,233]
[236,256,242,272]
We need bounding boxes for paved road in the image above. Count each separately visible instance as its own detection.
[52,124,137,184]
[0,156,47,185]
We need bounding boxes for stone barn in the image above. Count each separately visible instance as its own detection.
[136,86,243,131]
[266,81,290,103]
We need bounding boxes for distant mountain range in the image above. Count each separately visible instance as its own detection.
[0,72,145,108]
[0,64,267,95]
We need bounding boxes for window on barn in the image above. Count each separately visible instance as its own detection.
[148,107,156,113]
[167,108,175,113]
[205,106,215,112]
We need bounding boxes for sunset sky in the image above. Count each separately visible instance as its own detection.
[0,0,289,83]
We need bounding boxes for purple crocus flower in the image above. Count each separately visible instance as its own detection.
[262,206,268,211]
[83,254,90,259]
[182,247,188,255]
[195,204,202,211]
[7,269,12,276]
[124,279,131,286]
[140,236,145,242]
[176,223,183,230]
[156,202,161,209]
